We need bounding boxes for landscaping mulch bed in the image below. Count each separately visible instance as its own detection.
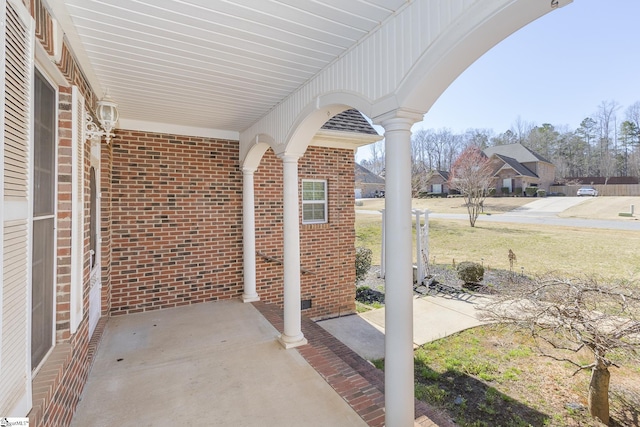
[356,264,532,306]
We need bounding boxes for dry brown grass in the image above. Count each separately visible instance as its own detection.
[428,219,640,279]
[559,196,640,220]
[357,196,532,214]
[356,214,640,281]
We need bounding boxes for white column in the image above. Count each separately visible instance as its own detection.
[277,153,307,349]
[242,168,260,302]
[414,210,423,285]
[378,111,422,427]
[380,209,385,279]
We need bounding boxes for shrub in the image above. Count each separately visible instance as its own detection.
[501,187,510,195]
[487,187,496,197]
[525,186,538,197]
[536,189,546,197]
[457,261,484,284]
[514,187,522,196]
[355,247,372,283]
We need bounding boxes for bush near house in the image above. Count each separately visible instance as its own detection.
[355,247,372,283]
[456,261,484,286]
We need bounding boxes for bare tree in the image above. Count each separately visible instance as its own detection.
[511,116,535,144]
[368,139,385,175]
[626,101,640,137]
[411,164,433,197]
[479,276,640,425]
[463,128,493,150]
[595,100,621,175]
[448,146,494,227]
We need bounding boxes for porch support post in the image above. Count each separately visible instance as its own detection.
[378,110,422,427]
[242,167,259,302]
[277,153,307,349]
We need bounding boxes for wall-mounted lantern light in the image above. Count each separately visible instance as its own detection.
[86,92,119,144]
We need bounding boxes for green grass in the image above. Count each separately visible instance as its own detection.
[356,214,640,280]
[407,324,639,426]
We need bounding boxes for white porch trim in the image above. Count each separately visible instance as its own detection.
[276,153,307,349]
[242,168,259,303]
[376,110,423,427]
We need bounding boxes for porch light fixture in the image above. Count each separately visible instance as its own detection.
[85,92,119,144]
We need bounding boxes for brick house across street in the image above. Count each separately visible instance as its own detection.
[0,1,573,425]
[484,143,556,194]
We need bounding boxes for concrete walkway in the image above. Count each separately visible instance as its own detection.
[317,294,488,360]
[71,300,368,427]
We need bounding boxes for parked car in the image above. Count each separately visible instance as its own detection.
[577,186,598,197]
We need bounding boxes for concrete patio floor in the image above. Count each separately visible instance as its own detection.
[70,300,368,427]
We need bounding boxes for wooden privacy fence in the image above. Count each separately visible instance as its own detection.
[550,184,640,197]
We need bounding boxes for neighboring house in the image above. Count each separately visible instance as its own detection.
[423,170,450,195]
[0,1,571,426]
[483,143,556,194]
[355,163,386,198]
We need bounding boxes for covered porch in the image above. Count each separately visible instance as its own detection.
[69,299,447,427]
[0,1,574,426]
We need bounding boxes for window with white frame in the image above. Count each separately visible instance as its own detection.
[302,180,327,224]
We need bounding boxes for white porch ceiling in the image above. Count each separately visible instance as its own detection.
[57,0,409,136]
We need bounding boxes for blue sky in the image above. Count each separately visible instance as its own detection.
[357,0,640,160]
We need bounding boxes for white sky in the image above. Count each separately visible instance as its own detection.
[356,0,640,161]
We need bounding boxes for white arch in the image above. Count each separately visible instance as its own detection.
[242,91,374,161]
[279,93,372,156]
[397,0,573,113]
[240,0,572,156]
[242,138,272,172]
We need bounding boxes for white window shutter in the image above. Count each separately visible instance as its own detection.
[1,0,35,417]
[70,87,84,334]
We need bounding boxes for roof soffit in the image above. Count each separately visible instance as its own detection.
[55,0,408,135]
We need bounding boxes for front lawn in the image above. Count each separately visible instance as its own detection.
[355,211,640,426]
[356,216,640,280]
[411,325,640,427]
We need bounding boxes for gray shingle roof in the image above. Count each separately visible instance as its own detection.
[483,143,551,164]
[355,163,385,184]
[435,170,450,180]
[493,154,538,178]
[321,109,379,135]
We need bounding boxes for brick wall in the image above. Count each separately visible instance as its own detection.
[29,87,93,427]
[110,131,245,315]
[255,147,356,319]
[56,87,73,341]
[111,134,356,319]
